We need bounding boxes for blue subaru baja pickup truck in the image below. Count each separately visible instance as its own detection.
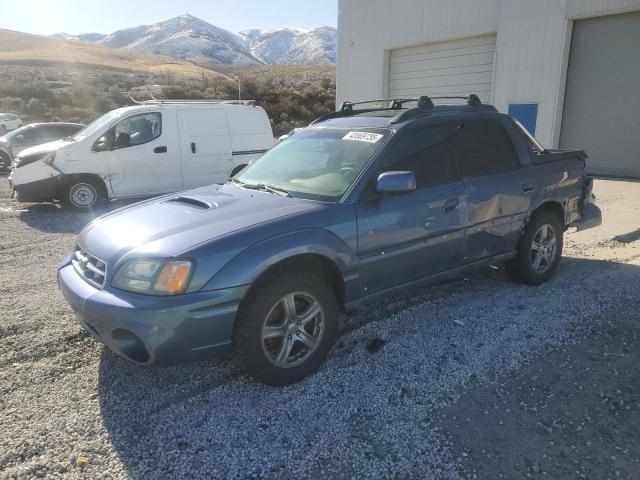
[58,94,601,385]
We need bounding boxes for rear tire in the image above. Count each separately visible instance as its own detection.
[504,211,563,285]
[235,271,339,386]
[62,177,105,210]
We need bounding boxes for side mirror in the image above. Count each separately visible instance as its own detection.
[376,171,416,194]
[92,136,109,152]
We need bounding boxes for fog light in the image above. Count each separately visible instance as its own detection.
[111,329,150,363]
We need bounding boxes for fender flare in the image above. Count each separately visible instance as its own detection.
[201,229,358,292]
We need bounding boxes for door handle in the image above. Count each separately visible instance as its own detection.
[521,183,535,193]
[153,146,167,153]
[191,142,196,154]
[442,198,459,213]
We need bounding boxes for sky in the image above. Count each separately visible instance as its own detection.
[0,0,338,36]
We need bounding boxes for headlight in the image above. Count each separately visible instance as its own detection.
[14,152,47,169]
[112,259,194,295]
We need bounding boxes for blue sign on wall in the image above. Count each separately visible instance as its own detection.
[508,103,538,136]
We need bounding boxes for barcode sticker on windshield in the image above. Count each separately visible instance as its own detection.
[343,131,384,143]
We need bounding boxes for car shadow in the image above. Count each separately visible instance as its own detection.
[97,256,640,478]
[17,199,144,234]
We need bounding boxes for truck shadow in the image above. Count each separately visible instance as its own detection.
[96,255,640,478]
[17,198,145,234]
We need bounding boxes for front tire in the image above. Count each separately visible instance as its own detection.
[504,211,563,285]
[235,271,339,386]
[0,152,10,171]
[62,178,104,209]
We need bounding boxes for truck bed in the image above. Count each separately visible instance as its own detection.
[532,149,587,165]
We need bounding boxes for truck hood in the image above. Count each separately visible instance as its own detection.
[15,139,72,159]
[79,183,323,266]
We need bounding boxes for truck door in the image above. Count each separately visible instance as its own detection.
[177,108,233,188]
[452,118,535,261]
[108,111,181,196]
[355,124,467,294]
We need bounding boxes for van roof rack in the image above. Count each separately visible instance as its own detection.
[311,94,490,125]
[129,96,256,106]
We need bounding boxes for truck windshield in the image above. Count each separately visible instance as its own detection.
[73,110,122,141]
[234,127,390,201]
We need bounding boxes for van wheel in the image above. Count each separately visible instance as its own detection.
[63,178,104,209]
[235,271,338,386]
[504,211,563,285]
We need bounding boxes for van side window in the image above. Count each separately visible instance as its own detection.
[113,112,162,149]
[382,125,458,188]
[453,120,520,178]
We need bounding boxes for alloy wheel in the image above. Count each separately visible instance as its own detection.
[261,292,325,368]
[530,224,557,273]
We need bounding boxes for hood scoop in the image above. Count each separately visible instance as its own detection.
[166,196,215,210]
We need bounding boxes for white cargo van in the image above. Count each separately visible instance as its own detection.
[9,100,273,208]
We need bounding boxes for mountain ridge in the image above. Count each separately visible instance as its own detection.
[54,14,336,66]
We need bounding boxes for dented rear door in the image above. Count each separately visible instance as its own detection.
[452,119,534,261]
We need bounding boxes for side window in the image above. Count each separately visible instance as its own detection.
[383,125,458,188]
[20,128,39,140]
[453,120,520,178]
[50,125,79,137]
[39,126,59,139]
[113,112,161,149]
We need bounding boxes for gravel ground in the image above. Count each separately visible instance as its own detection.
[1,177,639,479]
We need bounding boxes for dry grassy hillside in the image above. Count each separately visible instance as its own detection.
[0,29,228,80]
[213,64,336,85]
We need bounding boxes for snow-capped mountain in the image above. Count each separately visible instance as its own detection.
[53,32,107,43]
[96,14,261,66]
[54,15,337,66]
[239,27,336,64]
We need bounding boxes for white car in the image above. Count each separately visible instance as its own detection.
[9,100,274,208]
[0,113,22,135]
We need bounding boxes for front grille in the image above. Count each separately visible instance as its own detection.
[72,246,107,288]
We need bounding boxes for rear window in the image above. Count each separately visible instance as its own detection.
[382,125,458,188]
[453,120,520,178]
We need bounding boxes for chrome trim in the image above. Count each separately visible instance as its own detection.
[72,245,107,289]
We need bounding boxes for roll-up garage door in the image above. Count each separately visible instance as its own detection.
[560,12,640,178]
[388,34,496,103]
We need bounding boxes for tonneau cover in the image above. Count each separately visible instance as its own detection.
[532,149,587,164]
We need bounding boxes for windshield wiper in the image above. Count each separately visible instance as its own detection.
[62,136,75,141]
[234,180,291,197]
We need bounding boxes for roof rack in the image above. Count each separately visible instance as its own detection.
[311,94,486,125]
[129,96,256,106]
[310,96,433,125]
[389,94,484,123]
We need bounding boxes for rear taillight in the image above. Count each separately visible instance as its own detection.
[582,176,594,205]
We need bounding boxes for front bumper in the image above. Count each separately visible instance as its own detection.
[57,262,250,366]
[11,175,59,202]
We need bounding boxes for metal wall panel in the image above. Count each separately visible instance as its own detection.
[560,11,640,177]
[388,35,496,102]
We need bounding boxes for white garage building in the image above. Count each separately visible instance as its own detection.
[337,0,640,177]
